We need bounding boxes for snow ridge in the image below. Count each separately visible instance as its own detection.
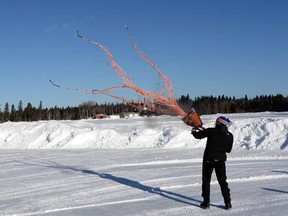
[0,112,288,150]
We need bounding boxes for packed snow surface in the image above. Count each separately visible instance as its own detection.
[0,112,287,215]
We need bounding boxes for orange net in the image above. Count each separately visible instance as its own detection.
[72,30,187,117]
[51,30,204,126]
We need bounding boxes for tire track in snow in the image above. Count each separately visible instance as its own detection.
[5,197,151,216]
[161,173,288,190]
[144,197,288,216]
[105,155,288,169]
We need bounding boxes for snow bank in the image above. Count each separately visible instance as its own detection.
[0,112,288,150]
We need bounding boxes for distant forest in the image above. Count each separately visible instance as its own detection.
[0,94,288,122]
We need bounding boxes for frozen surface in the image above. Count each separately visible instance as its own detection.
[0,112,287,215]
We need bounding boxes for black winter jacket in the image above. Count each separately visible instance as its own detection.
[192,124,233,161]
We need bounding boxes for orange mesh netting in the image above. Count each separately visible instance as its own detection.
[70,30,187,117]
[51,29,205,126]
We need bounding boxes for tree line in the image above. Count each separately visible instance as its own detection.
[178,94,288,114]
[0,94,288,122]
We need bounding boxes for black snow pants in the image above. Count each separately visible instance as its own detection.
[202,159,231,203]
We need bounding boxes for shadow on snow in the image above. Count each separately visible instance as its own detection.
[262,187,288,194]
[18,159,203,208]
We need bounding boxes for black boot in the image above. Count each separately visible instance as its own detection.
[200,201,210,209]
[225,202,232,210]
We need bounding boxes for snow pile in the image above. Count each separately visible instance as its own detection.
[0,112,288,150]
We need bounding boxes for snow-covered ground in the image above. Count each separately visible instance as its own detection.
[0,112,287,215]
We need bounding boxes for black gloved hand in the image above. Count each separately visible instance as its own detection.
[191,127,198,133]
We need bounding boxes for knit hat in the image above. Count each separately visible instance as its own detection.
[216,116,231,126]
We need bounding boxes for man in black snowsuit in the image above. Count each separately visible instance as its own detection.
[192,116,233,210]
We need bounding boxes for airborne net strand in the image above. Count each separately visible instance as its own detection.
[53,30,187,117]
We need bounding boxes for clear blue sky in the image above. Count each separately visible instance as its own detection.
[0,0,287,108]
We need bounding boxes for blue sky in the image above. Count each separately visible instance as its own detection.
[0,0,287,108]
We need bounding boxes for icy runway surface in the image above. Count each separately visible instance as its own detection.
[0,112,288,215]
[0,149,287,216]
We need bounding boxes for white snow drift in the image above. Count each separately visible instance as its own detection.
[0,112,287,150]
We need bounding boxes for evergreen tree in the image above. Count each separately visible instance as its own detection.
[17,100,23,121]
[0,108,3,123]
[10,104,16,122]
[4,102,10,122]
[38,101,43,120]
[24,102,33,121]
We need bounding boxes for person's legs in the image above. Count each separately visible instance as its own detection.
[215,160,231,208]
[202,160,214,204]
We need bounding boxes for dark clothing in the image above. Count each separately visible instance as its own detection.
[192,124,233,204]
[192,124,233,161]
[202,160,230,203]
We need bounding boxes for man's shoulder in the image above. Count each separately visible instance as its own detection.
[224,131,234,141]
[226,130,233,136]
[227,131,234,137]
